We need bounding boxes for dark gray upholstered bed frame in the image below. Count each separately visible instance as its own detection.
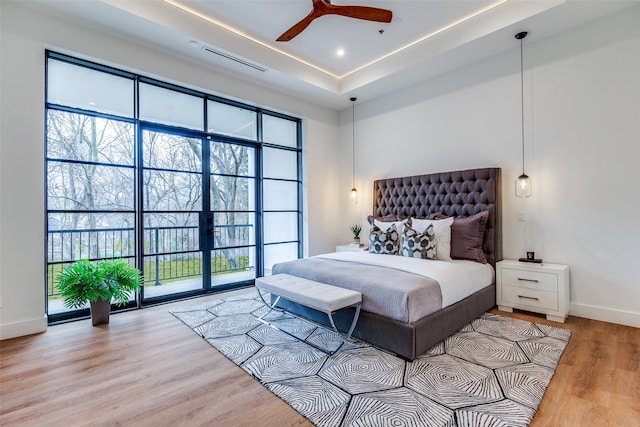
[276,167,502,359]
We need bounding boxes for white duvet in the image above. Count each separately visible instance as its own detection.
[314,251,495,309]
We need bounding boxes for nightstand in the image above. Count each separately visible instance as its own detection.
[496,259,570,323]
[336,244,368,252]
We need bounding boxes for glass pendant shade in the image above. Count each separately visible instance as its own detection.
[515,174,532,198]
[350,187,358,203]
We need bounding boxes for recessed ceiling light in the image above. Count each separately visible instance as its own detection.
[337,48,345,57]
[188,40,199,48]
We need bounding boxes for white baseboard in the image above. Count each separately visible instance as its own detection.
[570,303,640,328]
[0,315,48,340]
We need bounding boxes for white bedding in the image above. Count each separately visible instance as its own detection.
[314,251,495,309]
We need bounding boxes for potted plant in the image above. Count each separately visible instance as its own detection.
[350,224,362,245]
[57,259,143,326]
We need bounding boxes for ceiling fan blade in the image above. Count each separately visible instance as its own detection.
[330,5,392,23]
[276,0,393,42]
[276,14,319,42]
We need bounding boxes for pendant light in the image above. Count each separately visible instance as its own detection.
[350,97,358,203]
[515,31,532,199]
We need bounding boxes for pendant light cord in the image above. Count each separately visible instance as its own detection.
[519,34,525,176]
[351,97,357,188]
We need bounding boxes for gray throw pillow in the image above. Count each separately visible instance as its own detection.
[450,211,489,263]
[430,211,489,263]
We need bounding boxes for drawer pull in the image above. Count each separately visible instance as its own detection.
[518,278,539,283]
[518,295,539,301]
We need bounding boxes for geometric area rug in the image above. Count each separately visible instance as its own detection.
[171,289,571,427]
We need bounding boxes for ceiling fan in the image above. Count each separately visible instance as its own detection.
[276,0,393,42]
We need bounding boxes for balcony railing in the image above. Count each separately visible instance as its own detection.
[47,224,252,298]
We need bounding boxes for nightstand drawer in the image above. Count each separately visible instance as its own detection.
[500,268,557,293]
[501,285,558,311]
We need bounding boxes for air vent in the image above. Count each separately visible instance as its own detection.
[202,46,267,72]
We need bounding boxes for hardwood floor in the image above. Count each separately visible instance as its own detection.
[1,292,638,426]
[489,309,640,427]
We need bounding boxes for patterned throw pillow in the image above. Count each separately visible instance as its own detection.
[369,223,400,255]
[400,224,437,259]
[410,216,453,261]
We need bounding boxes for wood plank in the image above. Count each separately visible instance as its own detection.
[491,308,640,427]
[1,295,638,426]
[0,293,311,426]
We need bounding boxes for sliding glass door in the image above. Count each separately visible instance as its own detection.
[208,139,257,288]
[139,129,258,302]
[140,129,204,300]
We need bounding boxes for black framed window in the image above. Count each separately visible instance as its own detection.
[262,113,303,271]
[45,51,302,322]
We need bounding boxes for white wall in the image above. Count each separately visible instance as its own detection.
[339,6,640,328]
[0,2,340,339]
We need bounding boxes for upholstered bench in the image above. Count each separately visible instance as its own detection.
[255,273,362,339]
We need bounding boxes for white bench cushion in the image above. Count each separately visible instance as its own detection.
[255,273,361,314]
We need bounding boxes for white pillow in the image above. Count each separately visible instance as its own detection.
[410,217,454,261]
[374,219,407,233]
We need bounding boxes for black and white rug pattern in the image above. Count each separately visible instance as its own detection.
[171,290,571,427]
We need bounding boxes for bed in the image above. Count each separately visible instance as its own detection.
[272,167,502,360]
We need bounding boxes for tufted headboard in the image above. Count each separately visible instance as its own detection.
[372,167,502,266]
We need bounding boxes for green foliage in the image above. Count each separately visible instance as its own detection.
[349,224,362,238]
[50,256,252,301]
[57,259,142,308]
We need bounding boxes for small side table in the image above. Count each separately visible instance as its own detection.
[336,244,368,252]
[496,259,570,323]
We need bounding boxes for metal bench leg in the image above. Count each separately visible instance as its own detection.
[328,302,361,340]
[256,289,281,320]
[346,303,361,339]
